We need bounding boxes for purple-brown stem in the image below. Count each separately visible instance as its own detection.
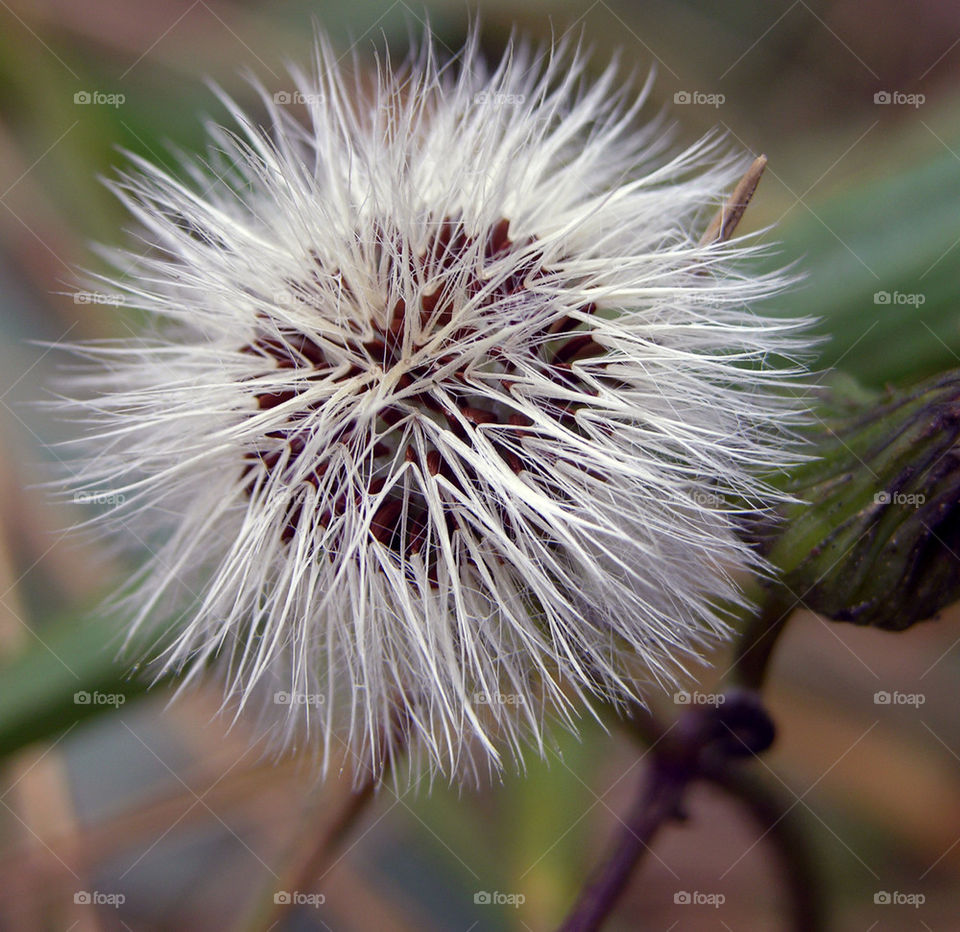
[558,692,778,932]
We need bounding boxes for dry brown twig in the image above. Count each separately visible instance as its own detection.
[699,155,768,246]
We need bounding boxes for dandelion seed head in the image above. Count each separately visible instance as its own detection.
[58,27,811,785]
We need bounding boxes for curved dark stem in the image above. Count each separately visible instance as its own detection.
[559,693,776,932]
[706,766,825,932]
[592,697,826,932]
[557,756,688,932]
[564,586,816,932]
[731,584,797,690]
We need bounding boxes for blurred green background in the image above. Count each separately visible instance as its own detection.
[2,1,960,929]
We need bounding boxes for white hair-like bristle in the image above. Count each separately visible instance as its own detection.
[55,26,812,786]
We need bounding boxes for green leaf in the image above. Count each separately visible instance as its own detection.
[764,146,960,387]
[0,612,160,757]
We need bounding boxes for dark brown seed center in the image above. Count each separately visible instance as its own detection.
[240,216,603,571]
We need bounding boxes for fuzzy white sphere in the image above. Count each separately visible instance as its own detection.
[61,29,809,783]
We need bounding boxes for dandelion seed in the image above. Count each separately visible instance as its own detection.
[58,28,811,784]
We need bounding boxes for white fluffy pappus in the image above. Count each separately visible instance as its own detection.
[56,28,812,785]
